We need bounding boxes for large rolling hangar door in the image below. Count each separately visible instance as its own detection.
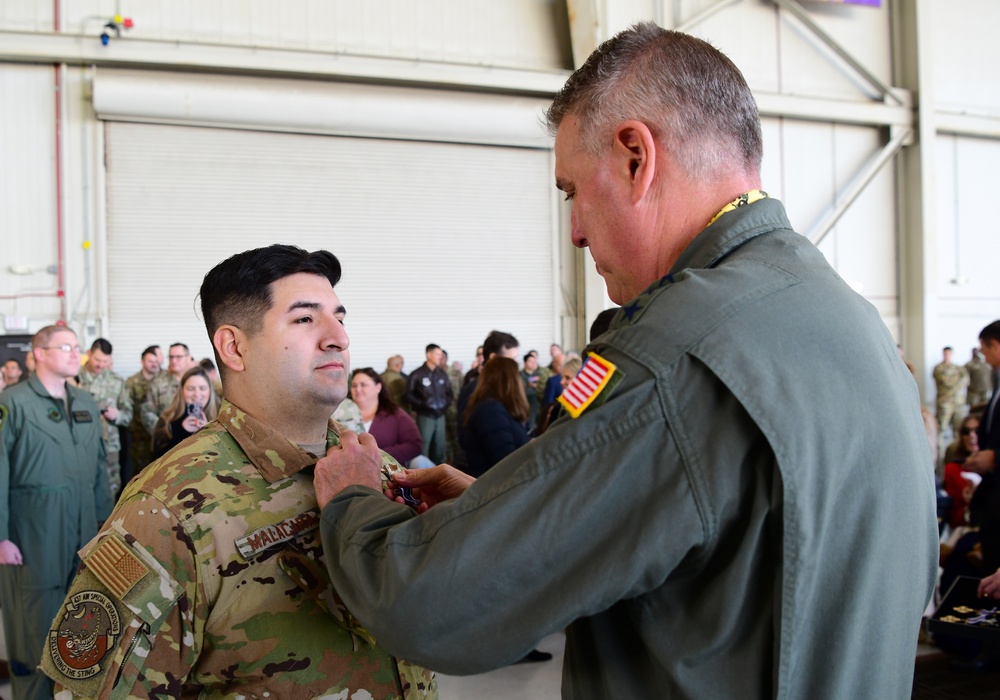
[97,72,559,374]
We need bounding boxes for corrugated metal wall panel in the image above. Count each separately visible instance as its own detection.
[41,0,571,72]
[104,122,557,378]
[0,64,61,325]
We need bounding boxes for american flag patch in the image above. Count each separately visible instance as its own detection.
[558,352,619,418]
[84,535,149,599]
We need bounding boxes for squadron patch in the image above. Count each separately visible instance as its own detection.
[558,352,624,419]
[49,590,121,680]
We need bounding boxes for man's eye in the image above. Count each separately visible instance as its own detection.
[294,316,313,324]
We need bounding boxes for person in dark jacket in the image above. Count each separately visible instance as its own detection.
[460,357,529,478]
[405,344,453,464]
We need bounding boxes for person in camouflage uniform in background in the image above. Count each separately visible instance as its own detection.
[41,244,435,699]
[934,346,970,439]
[77,338,129,497]
[966,347,996,409]
[139,342,197,436]
[122,345,163,474]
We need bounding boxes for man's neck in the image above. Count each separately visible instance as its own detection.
[424,361,437,372]
[35,369,68,398]
[224,386,332,445]
[142,368,157,380]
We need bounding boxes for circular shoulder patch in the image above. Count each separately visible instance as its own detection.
[49,591,122,680]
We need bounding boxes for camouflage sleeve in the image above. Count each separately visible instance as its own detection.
[140,387,159,436]
[115,383,133,428]
[43,494,204,699]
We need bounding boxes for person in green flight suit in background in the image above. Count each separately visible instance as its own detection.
[0,324,113,700]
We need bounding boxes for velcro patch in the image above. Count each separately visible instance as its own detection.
[48,590,121,681]
[84,535,149,599]
[558,352,624,418]
[235,509,320,559]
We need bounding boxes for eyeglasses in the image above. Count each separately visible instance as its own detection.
[44,344,83,354]
[960,427,977,436]
[168,354,188,360]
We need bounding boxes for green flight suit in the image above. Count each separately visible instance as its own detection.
[0,375,113,700]
[321,198,938,699]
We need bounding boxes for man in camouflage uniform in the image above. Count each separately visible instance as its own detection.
[41,244,435,698]
[934,346,970,438]
[0,325,112,700]
[77,338,129,497]
[381,355,408,411]
[122,345,163,474]
[966,347,996,409]
[139,342,196,436]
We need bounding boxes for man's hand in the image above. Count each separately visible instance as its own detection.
[103,405,120,422]
[387,465,475,512]
[979,567,1000,599]
[965,449,996,474]
[0,540,23,565]
[314,430,383,510]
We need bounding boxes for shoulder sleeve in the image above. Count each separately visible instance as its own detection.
[42,493,204,699]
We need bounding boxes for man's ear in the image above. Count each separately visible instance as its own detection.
[613,120,657,204]
[214,325,247,374]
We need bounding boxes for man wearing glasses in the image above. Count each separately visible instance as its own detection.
[0,325,113,700]
[140,341,197,436]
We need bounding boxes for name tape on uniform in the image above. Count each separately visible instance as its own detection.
[235,509,321,559]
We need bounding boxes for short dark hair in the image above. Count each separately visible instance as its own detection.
[546,21,762,180]
[200,244,342,343]
[483,330,519,361]
[524,352,536,364]
[90,338,113,355]
[943,346,953,352]
[141,345,160,359]
[199,358,217,372]
[170,343,190,354]
[980,321,1000,345]
[425,344,441,354]
[590,308,620,341]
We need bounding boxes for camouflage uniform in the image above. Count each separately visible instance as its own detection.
[41,399,436,699]
[78,366,129,497]
[966,355,996,407]
[332,397,365,434]
[123,370,157,473]
[380,369,408,412]
[140,371,180,435]
[933,360,969,434]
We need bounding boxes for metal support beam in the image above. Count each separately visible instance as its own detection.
[808,126,912,246]
[771,0,904,105]
[0,30,569,96]
[676,0,744,34]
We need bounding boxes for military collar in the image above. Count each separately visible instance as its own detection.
[26,373,72,402]
[610,198,792,331]
[217,399,339,483]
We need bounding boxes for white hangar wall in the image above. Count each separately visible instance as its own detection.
[0,0,997,398]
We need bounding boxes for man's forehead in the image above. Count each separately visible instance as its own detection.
[270,272,342,310]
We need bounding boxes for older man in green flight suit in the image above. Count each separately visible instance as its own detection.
[0,325,113,700]
[314,23,937,700]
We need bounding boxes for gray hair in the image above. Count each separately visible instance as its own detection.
[546,22,762,180]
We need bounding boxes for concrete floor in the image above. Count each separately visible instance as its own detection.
[437,632,565,699]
